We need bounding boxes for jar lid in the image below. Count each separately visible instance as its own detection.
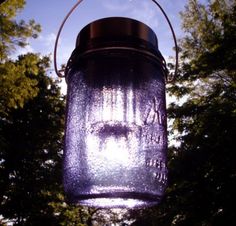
[76,17,158,53]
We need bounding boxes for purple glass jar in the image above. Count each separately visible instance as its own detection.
[64,17,168,208]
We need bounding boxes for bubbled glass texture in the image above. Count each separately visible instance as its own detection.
[64,54,168,208]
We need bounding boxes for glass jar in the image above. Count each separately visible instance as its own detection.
[64,17,168,208]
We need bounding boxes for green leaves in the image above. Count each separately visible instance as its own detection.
[127,1,236,225]
[0,54,67,225]
[180,0,236,78]
[163,0,236,225]
[0,0,25,18]
[0,0,41,61]
[0,53,53,117]
[0,54,47,115]
[0,1,95,225]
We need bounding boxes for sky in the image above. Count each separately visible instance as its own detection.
[16,0,189,73]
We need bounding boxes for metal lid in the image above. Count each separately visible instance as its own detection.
[76,17,158,52]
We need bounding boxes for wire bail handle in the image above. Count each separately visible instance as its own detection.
[54,0,178,82]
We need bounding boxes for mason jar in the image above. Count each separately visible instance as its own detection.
[63,17,168,208]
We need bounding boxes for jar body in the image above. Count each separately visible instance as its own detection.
[64,51,168,208]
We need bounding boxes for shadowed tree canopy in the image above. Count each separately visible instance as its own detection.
[0,1,121,225]
[0,0,96,224]
[0,53,106,226]
[125,0,236,225]
[0,54,65,225]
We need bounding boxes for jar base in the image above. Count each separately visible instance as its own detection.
[67,192,162,208]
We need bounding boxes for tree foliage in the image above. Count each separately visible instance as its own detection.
[0,0,41,115]
[126,0,236,225]
[0,54,45,116]
[165,1,236,224]
[0,2,120,225]
[0,53,101,226]
[0,0,41,61]
[0,1,89,224]
[0,54,64,225]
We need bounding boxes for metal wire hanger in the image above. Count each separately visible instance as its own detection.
[54,0,178,82]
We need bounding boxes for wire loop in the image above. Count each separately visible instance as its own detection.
[54,0,84,78]
[54,0,178,82]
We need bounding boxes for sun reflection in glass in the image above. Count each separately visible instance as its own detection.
[86,86,141,166]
